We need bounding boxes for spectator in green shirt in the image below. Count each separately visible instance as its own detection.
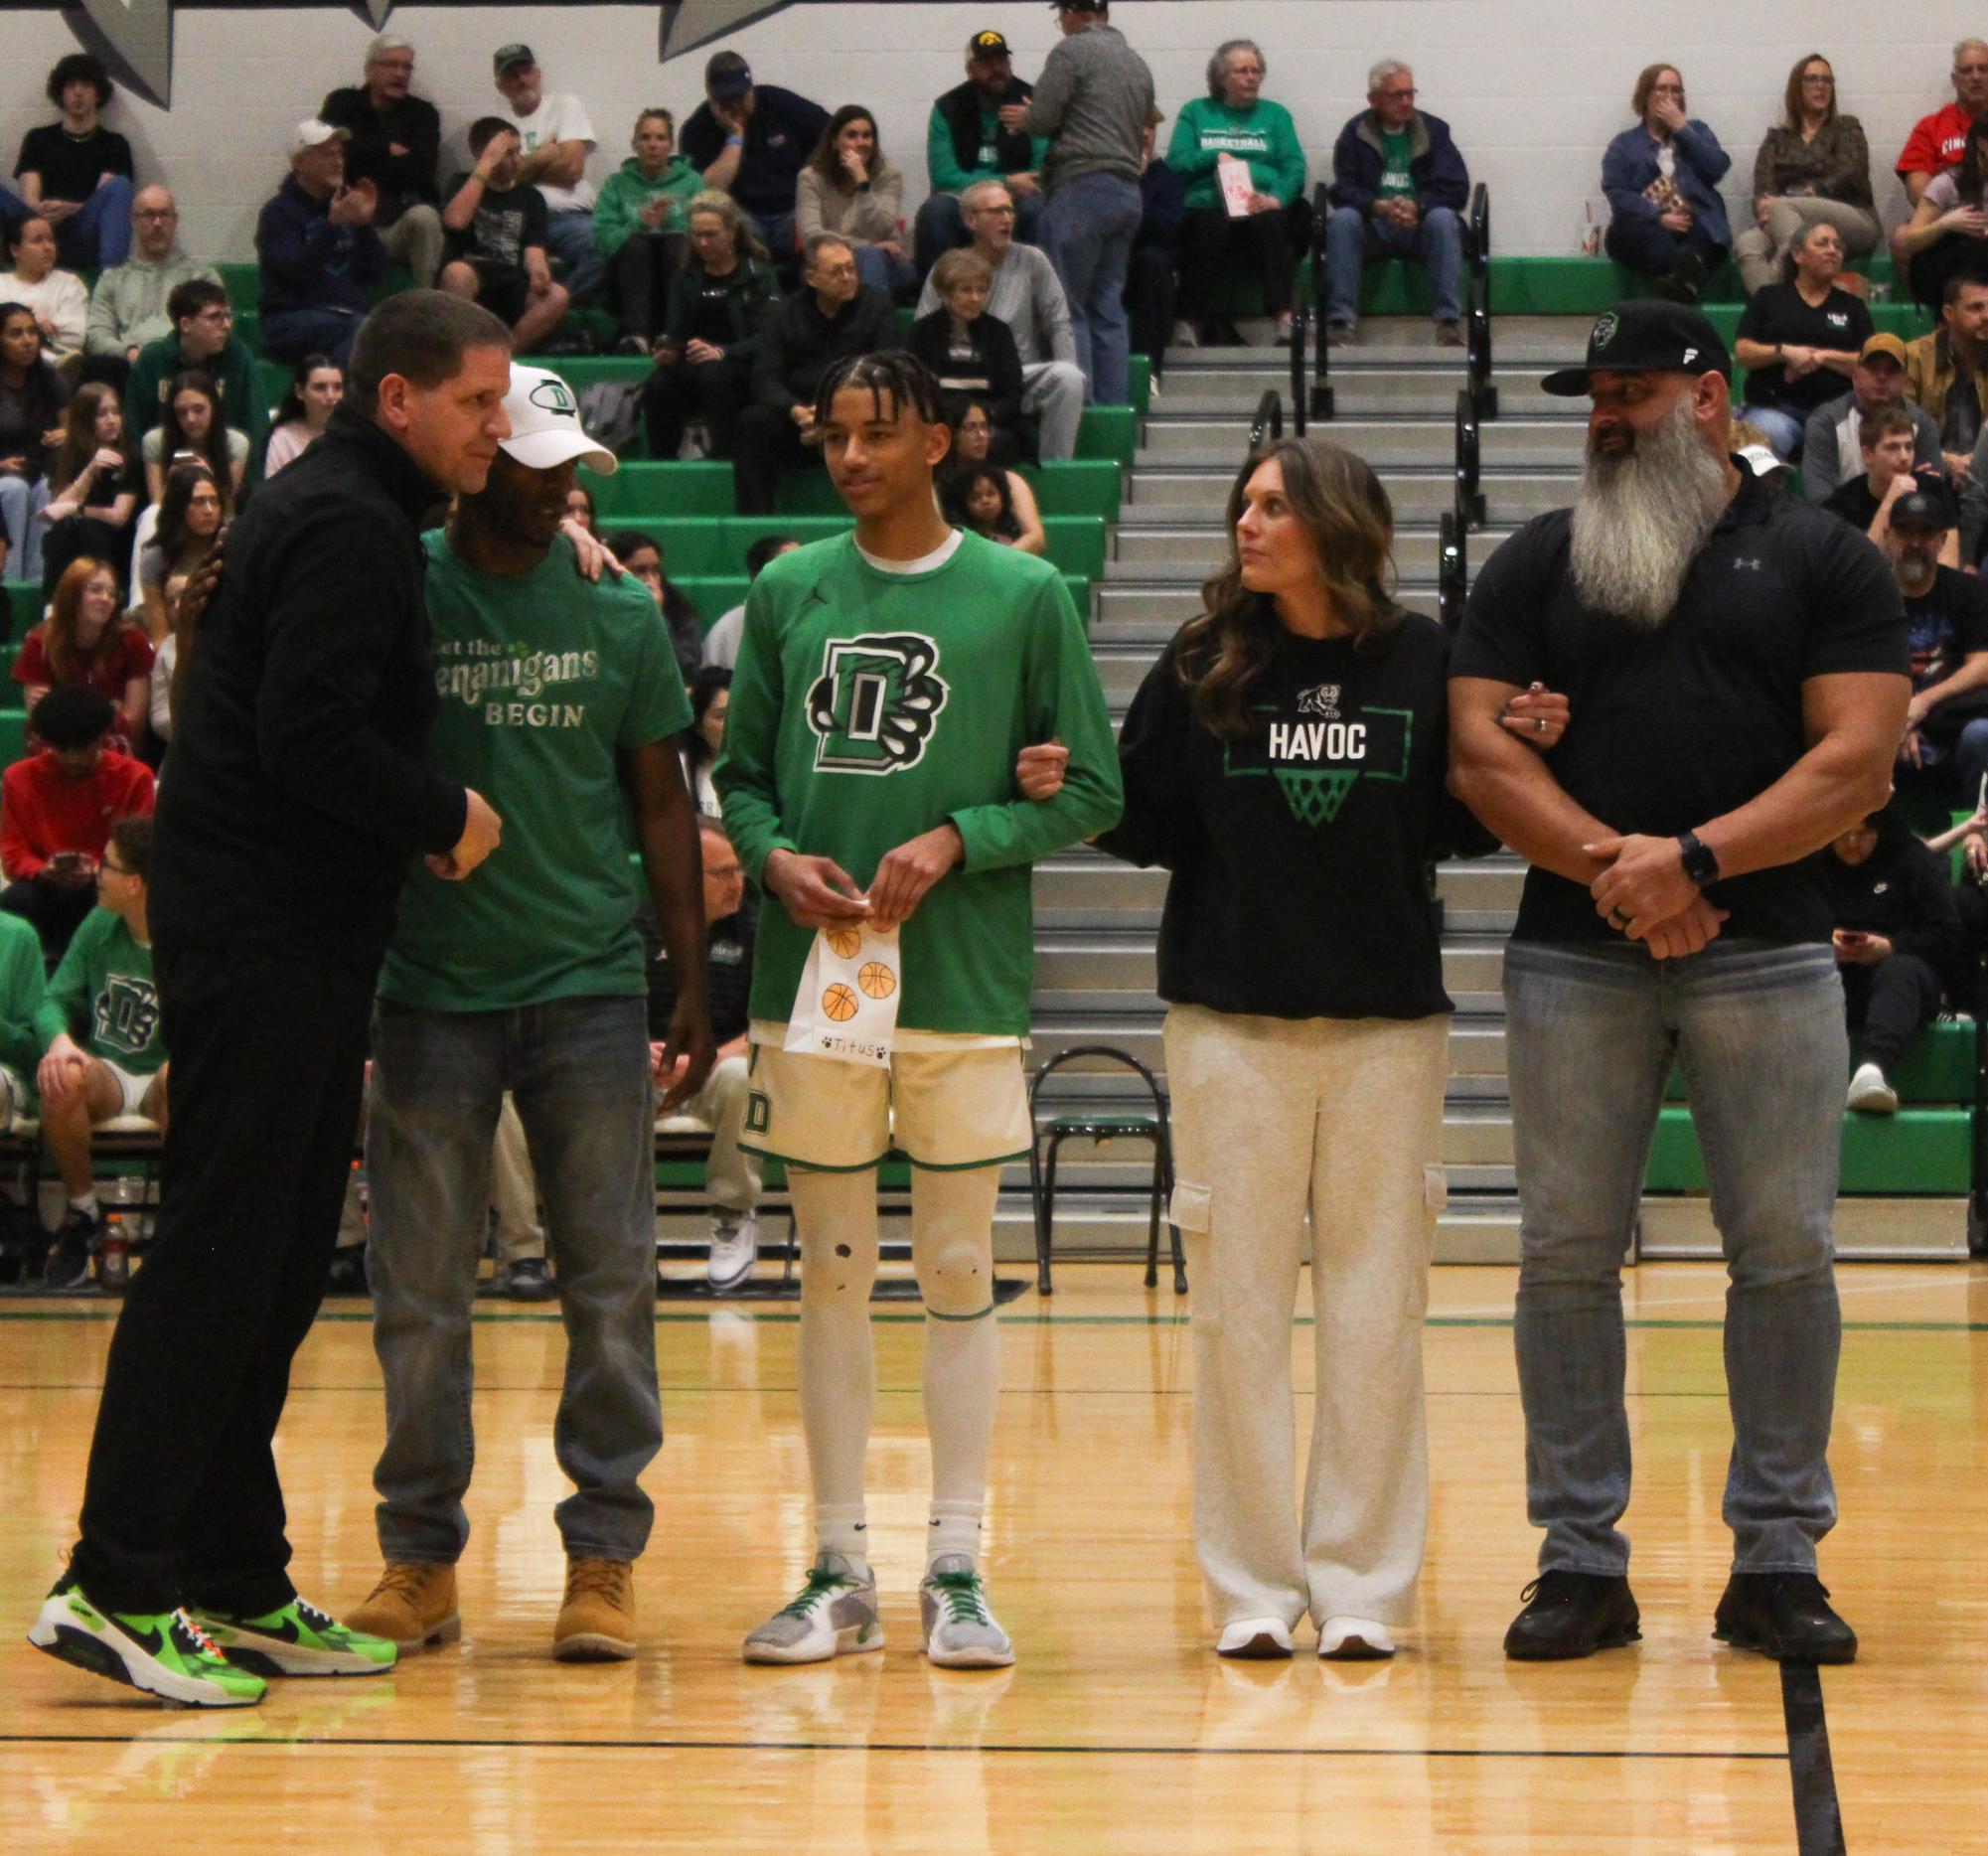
[1168,40,1309,346]
[914,29,1048,278]
[594,108,704,352]
[122,278,268,462]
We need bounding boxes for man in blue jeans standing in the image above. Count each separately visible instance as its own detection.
[345,365,713,1663]
[1023,1,1151,407]
[1449,301,1909,1665]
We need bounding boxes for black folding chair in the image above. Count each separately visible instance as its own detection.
[1027,1045,1185,1297]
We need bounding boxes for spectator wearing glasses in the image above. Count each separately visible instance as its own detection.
[1170,41,1307,349]
[1324,60,1467,348]
[916,30,1047,277]
[84,189,221,390]
[1893,41,1988,277]
[256,118,387,369]
[1731,221,1871,460]
[1602,65,1732,304]
[321,35,446,290]
[797,107,914,301]
[123,278,267,460]
[1734,56,1878,298]
[13,55,134,273]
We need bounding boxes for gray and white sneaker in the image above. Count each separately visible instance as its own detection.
[920,1555,1014,1668]
[742,1552,882,1664]
[708,1207,759,1293]
[1846,1061,1898,1114]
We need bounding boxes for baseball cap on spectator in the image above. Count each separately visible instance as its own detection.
[1891,485,1958,533]
[492,43,535,78]
[1858,333,1910,368]
[706,53,753,99]
[970,30,1013,57]
[1541,301,1732,395]
[498,365,618,475]
[289,118,350,156]
[1737,444,1788,481]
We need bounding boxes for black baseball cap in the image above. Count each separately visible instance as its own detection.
[1541,301,1733,395]
[706,52,753,98]
[970,30,1013,58]
[1892,485,1958,532]
[492,43,534,77]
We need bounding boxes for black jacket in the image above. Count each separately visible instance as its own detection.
[661,258,782,364]
[320,84,442,222]
[934,77,1037,183]
[751,286,898,411]
[907,308,1024,432]
[1328,109,1470,215]
[1820,810,1966,996]
[150,404,466,970]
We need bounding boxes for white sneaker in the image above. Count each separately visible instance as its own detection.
[1216,1616,1294,1659]
[1171,319,1199,349]
[707,1207,759,1292]
[1317,1616,1395,1660]
[920,1556,1015,1668]
[1846,1062,1898,1115]
[742,1553,882,1664]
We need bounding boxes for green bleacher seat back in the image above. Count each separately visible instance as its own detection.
[1646,1103,1970,1192]
[1664,1018,1976,1105]
[676,576,748,627]
[0,709,27,770]
[1031,460,1121,520]
[584,461,733,517]
[1075,406,1137,466]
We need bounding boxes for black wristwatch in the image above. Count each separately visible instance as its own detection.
[1676,830,1720,887]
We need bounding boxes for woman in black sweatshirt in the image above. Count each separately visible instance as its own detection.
[1090,435,1467,1665]
[1822,803,1964,1114]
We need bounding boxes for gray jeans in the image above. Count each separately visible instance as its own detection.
[1734,196,1881,295]
[1503,937,1846,1577]
[366,993,660,1565]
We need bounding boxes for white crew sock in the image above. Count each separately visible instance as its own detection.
[790,1167,881,1576]
[911,1165,1003,1571]
[69,1193,99,1218]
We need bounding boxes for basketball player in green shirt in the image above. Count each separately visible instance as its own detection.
[717,351,1121,1668]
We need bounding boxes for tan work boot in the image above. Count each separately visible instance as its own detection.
[345,1563,460,1652]
[553,1556,636,1662]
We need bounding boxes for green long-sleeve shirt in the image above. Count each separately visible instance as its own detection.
[1167,96,1306,213]
[926,105,1049,197]
[37,908,163,1075]
[124,329,268,454]
[0,911,47,1099]
[592,156,705,259]
[715,530,1123,1035]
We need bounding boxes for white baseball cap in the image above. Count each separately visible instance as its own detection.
[290,118,350,155]
[498,365,618,475]
[1737,443,1787,479]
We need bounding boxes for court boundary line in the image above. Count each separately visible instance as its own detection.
[0,1731,1790,1761]
[1780,1664,1848,1856]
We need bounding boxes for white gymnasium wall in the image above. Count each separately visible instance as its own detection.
[1,2,1985,262]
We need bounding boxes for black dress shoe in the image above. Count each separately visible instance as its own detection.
[324,1247,369,1297]
[1714,1573,1857,1664]
[1503,1569,1641,1660]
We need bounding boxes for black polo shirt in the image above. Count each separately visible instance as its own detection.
[1451,465,1907,946]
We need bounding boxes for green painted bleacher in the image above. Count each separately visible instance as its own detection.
[583,455,1122,522]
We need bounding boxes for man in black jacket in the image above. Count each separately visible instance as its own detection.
[321,35,445,287]
[28,290,512,1709]
[914,30,1045,278]
[732,232,896,514]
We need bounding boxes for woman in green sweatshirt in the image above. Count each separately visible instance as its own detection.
[1166,39,1308,345]
[594,108,705,349]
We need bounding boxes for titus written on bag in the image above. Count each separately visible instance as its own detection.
[785,922,904,1069]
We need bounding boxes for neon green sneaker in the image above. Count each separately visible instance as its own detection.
[28,1573,266,1707]
[188,1597,397,1677]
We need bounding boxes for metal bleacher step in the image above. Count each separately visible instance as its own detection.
[1137,414,1587,470]
[1108,522,1520,580]
[1124,467,1577,521]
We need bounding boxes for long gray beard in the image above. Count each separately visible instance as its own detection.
[1568,396,1733,631]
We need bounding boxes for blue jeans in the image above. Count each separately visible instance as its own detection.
[1503,938,1846,1577]
[1324,204,1463,323]
[854,241,915,299]
[544,208,604,305]
[1948,716,1988,802]
[1737,403,1805,462]
[55,175,133,269]
[747,211,799,267]
[366,994,661,1565]
[260,306,364,367]
[1040,171,1143,406]
[0,474,51,581]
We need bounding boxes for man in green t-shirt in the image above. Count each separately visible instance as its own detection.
[345,365,714,1667]
[719,351,1121,1670]
[36,815,164,1295]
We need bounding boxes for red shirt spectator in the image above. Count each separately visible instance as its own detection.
[0,740,153,877]
[13,622,153,713]
[1898,102,1978,185]
[13,557,155,750]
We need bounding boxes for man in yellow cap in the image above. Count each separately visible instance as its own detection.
[1801,331,1942,504]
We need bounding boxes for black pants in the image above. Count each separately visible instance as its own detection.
[612,232,686,339]
[70,942,375,1615]
[732,403,824,517]
[0,873,97,962]
[644,355,750,463]
[1908,232,1988,312]
[1840,952,1943,1073]
[1125,239,1176,381]
[1176,201,1312,322]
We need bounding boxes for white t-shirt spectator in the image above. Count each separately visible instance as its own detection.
[142,425,250,473]
[7,267,88,360]
[700,603,743,671]
[1923,169,1986,214]
[262,420,318,477]
[508,94,596,214]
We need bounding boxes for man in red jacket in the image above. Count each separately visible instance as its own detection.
[0,687,153,958]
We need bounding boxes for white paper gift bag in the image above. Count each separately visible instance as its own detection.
[784,922,904,1069]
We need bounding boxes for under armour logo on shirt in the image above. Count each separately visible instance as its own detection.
[1734,557,1763,571]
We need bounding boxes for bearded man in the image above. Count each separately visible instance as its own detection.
[1447,300,1909,1667]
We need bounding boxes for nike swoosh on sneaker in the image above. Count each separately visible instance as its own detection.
[119,1620,170,1658]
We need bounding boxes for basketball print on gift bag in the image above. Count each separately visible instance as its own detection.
[822,983,860,1022]
[857,961,895,1000]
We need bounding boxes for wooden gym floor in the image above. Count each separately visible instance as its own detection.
[4,1260,1987,1854]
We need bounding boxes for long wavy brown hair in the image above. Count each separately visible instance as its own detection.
[1174,437,1402,740]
